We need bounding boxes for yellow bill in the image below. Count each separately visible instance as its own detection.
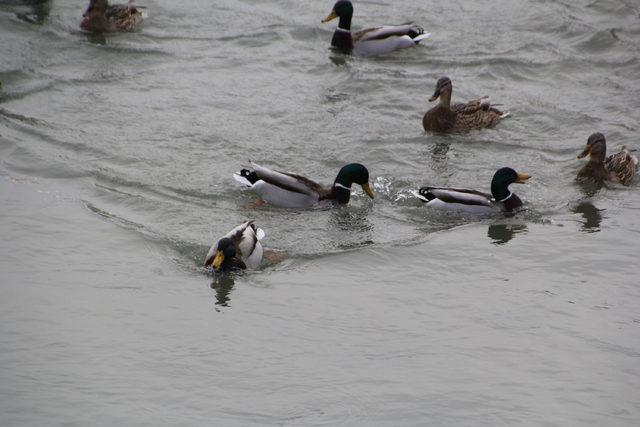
[212,251,225,269]
[322,10,338,23]
[577,146,590,159]
[361,182,375,198]
[515,173,531,184]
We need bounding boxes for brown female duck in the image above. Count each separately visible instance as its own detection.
[80,0,143,33]
[422,77,509,133]
[577,132,637,186]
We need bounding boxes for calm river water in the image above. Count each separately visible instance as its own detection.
[1,0,639,425]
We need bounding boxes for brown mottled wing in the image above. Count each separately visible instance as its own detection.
[106,4,136,20]
[452,98,504,116]
[605,149,638,186]
[451,99,505,131]
[105,3,143,31]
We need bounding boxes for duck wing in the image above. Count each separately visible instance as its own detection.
[354,24,426,43]
[417,187,493,206]
[203,221,264,268]
[232,221,264,269]
[453,97,506,116]
[450,97,508,131]
[605,148,638,186]
[251,162,324,196]
[106,4,139,19]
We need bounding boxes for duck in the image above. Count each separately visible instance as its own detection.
[577,132,637,186]
[233,162,374,208]
[80,0,144,33]
[204,221,265,271]
[423,77,509,133]
[321,0,430,56]
[415,167,531,214]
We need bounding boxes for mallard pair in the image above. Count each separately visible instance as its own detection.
[80,0,143,33]
[208,163,374,271]
[576,133,637,186]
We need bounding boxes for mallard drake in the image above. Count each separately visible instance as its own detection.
[233,162,374,208]
[80,0,143,33]
[321,0,430,56]
[577,133,638,186]
[415,167,531,214]
[204,221,265,271]
[423,77,509,133]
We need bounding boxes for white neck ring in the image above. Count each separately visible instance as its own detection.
[497,192,513,203]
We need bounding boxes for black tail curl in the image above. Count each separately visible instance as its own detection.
[240,169,259,185]
[418,187,435,202]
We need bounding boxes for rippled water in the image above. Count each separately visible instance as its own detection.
[1,0,640,425]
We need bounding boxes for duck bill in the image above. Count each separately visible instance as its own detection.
[577,146,590,159]
[322,10,338,23]
[361,183,375,199]
[428,88,440,102]
[515,173,531,184]
[211,251,225,269]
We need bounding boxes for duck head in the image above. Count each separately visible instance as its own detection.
[333,163,374,203]
[577,132,607,162]
[322,0,354,30]
[81,0,109,31]
[208,238,238,271]
[490,167,530,202]
[429,76,453,106]
[83,0,108,16]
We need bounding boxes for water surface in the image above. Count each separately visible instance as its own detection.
[1,0,639,425]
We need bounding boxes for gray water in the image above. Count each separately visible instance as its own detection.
[1,0,640,425]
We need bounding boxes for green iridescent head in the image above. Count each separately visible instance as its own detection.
[322,0,354,29]
[490,167,530,201]
[334,163,374,199]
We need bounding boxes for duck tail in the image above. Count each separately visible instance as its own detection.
[412,33,431,44]
[233,169,258,187]
[413,188,435,203]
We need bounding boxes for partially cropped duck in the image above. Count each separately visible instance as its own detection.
[80,0,144,33]
[204,221,265,271]
[415,167,531,214]
[423,77,509,133]
[321,0,430,56]
[577,132,638,186]
[233,162,374,208]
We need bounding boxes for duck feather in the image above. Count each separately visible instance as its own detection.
[605,147,638,186]
[204,221,264,270]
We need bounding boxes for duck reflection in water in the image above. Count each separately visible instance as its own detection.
[487,223,527,245]
[328,53,348,66]
[9,0,51,24]
[210,273,235,307]
[571,201,603,233]
[329,205,374,249]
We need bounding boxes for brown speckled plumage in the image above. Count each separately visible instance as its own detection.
[577,133,637,186]
[605,147,638,186]
[81,0,143,33]
[422,77,508,133]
